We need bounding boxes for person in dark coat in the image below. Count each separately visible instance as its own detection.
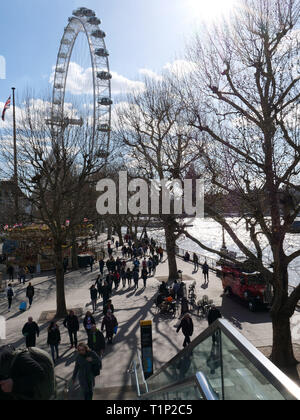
[102,281,111,306]
[22,317,40,348]
[101,310,118,344]
[208,305,222,344]
[95,275,103,298]
[47,322,61,363]
[141,267,148,288]
[90,285,98,314]
[202,261,209,283]
[7,266,14,282]
[72,343,102,401]
[0,346,45,400]
[88,325,106,357]
[133,269,139,290]
[63,310,80,349]
[99,259,105,275]
[26,283,35,308]
[177,313,194,348]
[83,312,96,336]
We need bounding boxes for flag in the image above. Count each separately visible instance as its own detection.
[1,96,11,121]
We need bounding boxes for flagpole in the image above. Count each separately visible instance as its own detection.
[12,87,18,222]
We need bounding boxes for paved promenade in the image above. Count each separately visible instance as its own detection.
[0,247,299,399]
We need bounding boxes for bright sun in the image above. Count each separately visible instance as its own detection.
[184,0,238,21]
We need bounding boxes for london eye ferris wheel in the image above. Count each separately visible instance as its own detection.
[48,7,112,157]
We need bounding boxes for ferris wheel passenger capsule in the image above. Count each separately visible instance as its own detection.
[91,30,106,39]
[88,17,101,25]
[95,48,109,57]
[98,124,111,132]
[98,98,113,106]
[97,71,112,80]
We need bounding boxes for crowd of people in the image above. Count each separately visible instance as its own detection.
[1,232,221,400]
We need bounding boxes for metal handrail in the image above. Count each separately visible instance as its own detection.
[195,372,219,401]
[144,319,300,401]
[137,350,149,394]
[139,373,218,401]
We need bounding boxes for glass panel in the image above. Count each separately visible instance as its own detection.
[143,383,204,401]
[221,332,285,400]
[146,329,223,400]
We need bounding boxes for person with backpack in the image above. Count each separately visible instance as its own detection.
[72,343,102,401]
[88,325,106,358]
[0,346,53,401]
[26,283,35,308]
[47,322,61,364]
[101,310,118,345]
[22,318,40,348]
[6,284,14,312]
[176,313,194,348]
[63,311,80,349]
[90,285,98,314]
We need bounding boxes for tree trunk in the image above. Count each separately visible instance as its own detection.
[71,236,79,270]
[54,242,68,319]
[271,314,297,368]
[164,220,178,282]
[116,225,124,246]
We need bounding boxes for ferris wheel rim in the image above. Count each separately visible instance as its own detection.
[50,9,112,153]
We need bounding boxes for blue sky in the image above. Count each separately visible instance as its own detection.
[0,0,237,102]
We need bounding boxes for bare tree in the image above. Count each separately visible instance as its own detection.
[2,96,108,317]
[115,78,202,280]
[181,0,300,369]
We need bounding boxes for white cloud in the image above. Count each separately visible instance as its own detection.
[163,60,197,77]
[138,68,163,82]
[49,62,145,96]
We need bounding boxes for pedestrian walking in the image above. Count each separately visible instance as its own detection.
[121,268,127,288]
[95,275,103,298]
[203,261,209,283]
[102,281,111,306]
[126,268,132,287]
[90,256,95,273]
[99,258,105,275]
[47,322,61,364]
[72,343,102,401]
[208,305,222,344]
[26,283,35,308]
[176,313,194,348]
[133,269,139,290]
[90,285,98,313]
[22,317,40,348]
[6,284,14,312]
[88,325,106,358]
[7,266,14,282]
[19,266,26,285]
[63,310,80,349]
[83,312,96,337]
[101,310,118,345]
[141,267,148,288]
[103,300,115,316]
[193,254,199,272]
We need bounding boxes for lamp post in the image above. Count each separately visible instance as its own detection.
[12,87,19,222]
